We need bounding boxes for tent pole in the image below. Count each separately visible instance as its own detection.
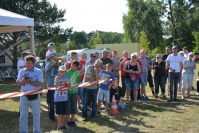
[29,26,36,56]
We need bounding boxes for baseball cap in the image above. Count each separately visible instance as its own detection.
[103,49,109,53]
[47,42,55,47]
[172,46,178,50]
[58,65,66,71]
[156,54,162,58]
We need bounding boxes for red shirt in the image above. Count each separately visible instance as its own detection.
[67,60,84,71]
[79,60,86,80]
[67,60,86,80]
[119,57,128,77]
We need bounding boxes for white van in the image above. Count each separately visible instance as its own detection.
[65,48,107,61]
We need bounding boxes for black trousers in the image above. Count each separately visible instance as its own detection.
[197,81,199,93]
[121,76,126,97]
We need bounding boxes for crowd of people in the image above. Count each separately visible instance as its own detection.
[16,42,199,132]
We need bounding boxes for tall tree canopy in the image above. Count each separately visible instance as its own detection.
[123,0,199,54]
[123,0,163,50]
[0,0,72,67]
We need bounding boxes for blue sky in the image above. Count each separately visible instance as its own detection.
[49,0,128,33]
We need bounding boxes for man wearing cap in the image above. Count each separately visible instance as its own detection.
[45,42,59,122]
[100,49,113,69]
[166,46,183,102]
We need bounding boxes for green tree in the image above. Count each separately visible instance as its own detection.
[72,31,88,48]
[139,31,150,51]
[87,31,125,48]
[123,0,163,49]
[67,40,78,51]
[0,0,71,67]
[163,0,199,49]
[193,32,199,53]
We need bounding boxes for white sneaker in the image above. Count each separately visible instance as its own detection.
[196,92,199,95]
[181,96,184,99]
[101,109,107,113]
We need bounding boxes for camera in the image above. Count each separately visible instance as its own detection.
[24,72,29,80]
[194,52,199,55]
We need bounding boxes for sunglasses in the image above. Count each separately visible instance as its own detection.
[91,56,96,57]
[189,55,194,57]
[156,57,161,58]
[132,56,137,58]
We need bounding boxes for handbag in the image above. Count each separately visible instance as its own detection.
[128,61,136,81]
[130,73,136,81]
[26,94,39,101]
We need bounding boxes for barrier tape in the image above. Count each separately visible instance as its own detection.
[0,79,111,99]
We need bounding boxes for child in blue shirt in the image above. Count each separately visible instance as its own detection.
[54,65,71,130]
[97,63,115,114]
[46,42,59,76]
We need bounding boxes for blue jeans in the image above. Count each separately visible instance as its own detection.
[78,87,83,101]
[169,72,181,99]
[19,95,41,133]
[82,88,97,119]
[154,76,165,94]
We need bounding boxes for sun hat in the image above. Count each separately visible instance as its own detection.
[58,65,66,71]
[172,46,178,50]
[47,42,55,47]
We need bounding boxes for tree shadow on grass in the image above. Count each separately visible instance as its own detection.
[92,115,146,133]
[77,104,155,133]
[138,102,189,114]
[0,109,20,133]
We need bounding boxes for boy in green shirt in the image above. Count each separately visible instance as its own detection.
[66,60,80,127]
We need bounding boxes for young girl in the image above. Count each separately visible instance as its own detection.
[110,79,123,103]
[54,65,71,130]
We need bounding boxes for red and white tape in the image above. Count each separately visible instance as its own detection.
[0,79,112,99]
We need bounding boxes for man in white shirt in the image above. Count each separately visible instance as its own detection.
[183,47,189,59]
[166,46,183,102]
[17,52,30,73]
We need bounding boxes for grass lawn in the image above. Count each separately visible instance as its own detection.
[0,75,199,133]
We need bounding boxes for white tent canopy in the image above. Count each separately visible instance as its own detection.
[0,8,35,55]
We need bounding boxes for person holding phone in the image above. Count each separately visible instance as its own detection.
[166,46,183,102]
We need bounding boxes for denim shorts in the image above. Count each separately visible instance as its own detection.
[66,93,77,115]
[55,101,67,115]
[97,88,110,102]
[125,78,139,90]
[140,73,148,87]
